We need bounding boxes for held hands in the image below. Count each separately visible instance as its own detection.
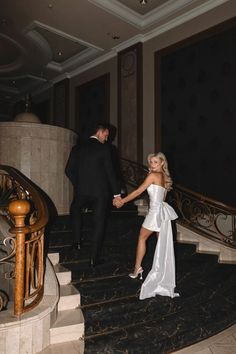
[113,196,124,208]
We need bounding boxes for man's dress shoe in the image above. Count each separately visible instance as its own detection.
[89,258,104,267]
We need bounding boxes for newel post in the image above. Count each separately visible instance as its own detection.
[9,199,30,317]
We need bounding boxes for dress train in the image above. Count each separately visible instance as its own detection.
[140,201,179,300]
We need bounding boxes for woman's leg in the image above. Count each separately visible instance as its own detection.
[134,227,153,270]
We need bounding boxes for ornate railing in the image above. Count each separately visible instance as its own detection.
[120,158,236,248]
[0,165,49,317]
[120,158,148,188]
[169,184,236,247]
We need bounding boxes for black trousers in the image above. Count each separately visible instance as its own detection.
[70,193,109,260]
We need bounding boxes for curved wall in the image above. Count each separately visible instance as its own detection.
[0,122,77,215]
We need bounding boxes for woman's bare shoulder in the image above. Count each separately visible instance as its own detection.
[153,171,164,184]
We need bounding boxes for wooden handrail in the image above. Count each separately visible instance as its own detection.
[0,165,49,317]
[0,165,49,231]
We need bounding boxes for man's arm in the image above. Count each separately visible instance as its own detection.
[65,146,78,187]
[103,145,121,195]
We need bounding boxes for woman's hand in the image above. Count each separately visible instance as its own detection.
[113,196,124,208]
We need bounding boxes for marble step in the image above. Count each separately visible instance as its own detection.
[40,340,85,354]
[58,284,81,311]
[54,264,72,285]
[177,224,236,264]
[50,308,84,345]
[48,252,60,266]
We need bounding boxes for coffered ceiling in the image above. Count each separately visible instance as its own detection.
[0,0,231,113]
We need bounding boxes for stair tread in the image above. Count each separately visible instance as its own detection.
[54,264,71,273]
[48,252,59,257]
[48,252,60,265]
[51,308,84,329]
[60,284,80,297]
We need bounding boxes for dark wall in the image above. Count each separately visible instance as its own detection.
[158,20,236,206]
[75,74,110,142]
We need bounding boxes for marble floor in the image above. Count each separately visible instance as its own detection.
[44,212,236,354]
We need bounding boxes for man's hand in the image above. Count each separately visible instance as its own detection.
[113,196,124,208]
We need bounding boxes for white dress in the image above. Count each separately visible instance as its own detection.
[140,184,179,300]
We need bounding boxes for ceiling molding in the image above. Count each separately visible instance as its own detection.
[24,29,53,63]
[26,74,47,83]
[0,0,233,109]
[88,0,230,29]
[24,21,104,52]
[141,0,201,28]
[67,0,230,79]
[112,34,145,52]
[25,20,104,76]
[88,0,142,28]
[141,0,230,28]
[47,47,100,72]
[142,0,231,42]
[51,72,70,84]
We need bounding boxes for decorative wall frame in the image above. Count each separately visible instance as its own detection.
[75,74,110,142]
[155,18,236,205]
[118,42,143,163]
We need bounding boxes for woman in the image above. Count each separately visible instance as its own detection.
[113,152,179,299]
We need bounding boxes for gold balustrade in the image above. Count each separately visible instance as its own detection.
[0,165,49,317]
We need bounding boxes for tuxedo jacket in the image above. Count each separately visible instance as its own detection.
[65,138,120,198]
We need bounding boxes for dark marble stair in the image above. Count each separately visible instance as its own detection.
[48,210,236,354]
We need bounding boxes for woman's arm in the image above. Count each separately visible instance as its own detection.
[121,173,155,205]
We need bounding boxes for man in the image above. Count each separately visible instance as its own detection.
[65,123,121,267]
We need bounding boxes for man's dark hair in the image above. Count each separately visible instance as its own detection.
[91,122,110,135]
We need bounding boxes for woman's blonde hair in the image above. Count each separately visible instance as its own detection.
[147,152,173,191]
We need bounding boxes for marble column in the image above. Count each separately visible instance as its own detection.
[0,122,77,215]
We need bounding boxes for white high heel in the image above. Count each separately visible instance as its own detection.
[129,267,143,280]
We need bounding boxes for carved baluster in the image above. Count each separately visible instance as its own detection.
[9,200,30,317]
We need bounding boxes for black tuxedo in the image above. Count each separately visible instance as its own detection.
[65,137,120,261]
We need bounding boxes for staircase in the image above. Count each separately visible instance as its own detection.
[51,212,236,353]
[135,198,236,264]
[46,252,84,351]
[177,224,236,264]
